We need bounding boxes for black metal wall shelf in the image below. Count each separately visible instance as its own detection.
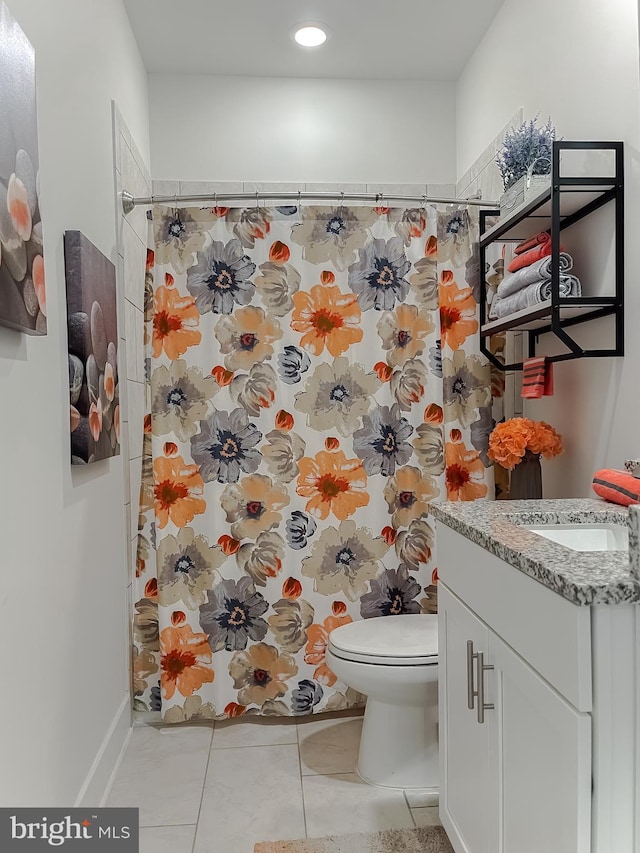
[479,140,624,372]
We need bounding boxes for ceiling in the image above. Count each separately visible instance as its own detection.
[123,0,505,81]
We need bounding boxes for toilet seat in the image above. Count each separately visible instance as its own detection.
[328,614,438,666]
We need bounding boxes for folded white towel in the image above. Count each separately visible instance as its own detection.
[497,252,574,298]
[489,275,582,320]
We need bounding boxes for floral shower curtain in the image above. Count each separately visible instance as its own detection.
[132,202,493,722]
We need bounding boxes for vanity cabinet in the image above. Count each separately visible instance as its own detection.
[436,521,637,853]
[440,588,497,853]
[488,628,591,853]
[440,586,590,853]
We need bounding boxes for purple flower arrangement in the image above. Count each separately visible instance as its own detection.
[496,116,556,190]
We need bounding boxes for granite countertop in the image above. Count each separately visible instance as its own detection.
[429,498,640,606]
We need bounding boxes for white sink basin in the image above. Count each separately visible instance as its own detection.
[526,523,628,552]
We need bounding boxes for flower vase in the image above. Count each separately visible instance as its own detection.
[510,450,542,500]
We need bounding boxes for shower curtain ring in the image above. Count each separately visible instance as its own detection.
[255,190,260,209]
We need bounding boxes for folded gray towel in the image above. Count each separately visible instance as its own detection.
[536,274,581,301]
[497,252,574,298]
[489,274,582,319]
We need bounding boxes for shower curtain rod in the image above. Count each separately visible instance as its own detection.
[120,189,497,215]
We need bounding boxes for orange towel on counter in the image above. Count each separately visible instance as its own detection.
[514,232,551,255]
[508,242,554,273]
[521,357,554,398]
[592,469,640,506]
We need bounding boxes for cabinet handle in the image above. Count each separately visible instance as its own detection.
[466,640,476,710]
[476,651,494,724]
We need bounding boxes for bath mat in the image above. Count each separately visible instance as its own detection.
[254,825,454,853]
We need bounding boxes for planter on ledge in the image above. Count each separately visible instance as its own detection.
[500,174,551,218]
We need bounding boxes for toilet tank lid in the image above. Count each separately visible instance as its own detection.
[328,614,437,659]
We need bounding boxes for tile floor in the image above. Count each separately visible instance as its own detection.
[107,712,441,853]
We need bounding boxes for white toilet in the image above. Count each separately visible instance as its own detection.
[326,613,438,790]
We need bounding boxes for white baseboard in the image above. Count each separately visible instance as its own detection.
[75,694,132,807]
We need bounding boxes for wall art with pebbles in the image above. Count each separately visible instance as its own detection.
[64,231,120,464]
[0,2,45,334]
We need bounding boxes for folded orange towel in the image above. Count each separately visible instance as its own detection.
[592,469,640,506]
[508,242,553,273]
[521,357,554,398]
[514,232,551,255]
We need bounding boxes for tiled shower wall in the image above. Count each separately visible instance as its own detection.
[112,105,151,661]
[456,109,523,204]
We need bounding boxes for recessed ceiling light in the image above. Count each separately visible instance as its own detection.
[294,25,327,47]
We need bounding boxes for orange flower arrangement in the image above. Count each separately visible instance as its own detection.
[488,418,563,470]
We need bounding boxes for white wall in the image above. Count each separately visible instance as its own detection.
[457,0,640,498]
[0,0,149,806]
[149,74,457,184]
